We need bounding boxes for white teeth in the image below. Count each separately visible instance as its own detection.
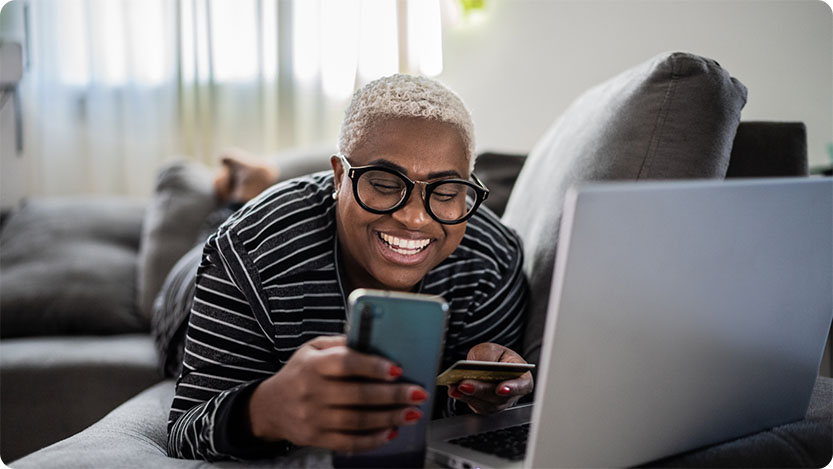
[380,233,430,254]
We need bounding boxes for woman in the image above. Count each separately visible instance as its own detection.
[167,74,532,461]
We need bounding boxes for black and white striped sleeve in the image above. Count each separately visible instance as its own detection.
[459,217,529,356]
[166,238,286,461]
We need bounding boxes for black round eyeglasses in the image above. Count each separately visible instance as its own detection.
[337,154,489,225]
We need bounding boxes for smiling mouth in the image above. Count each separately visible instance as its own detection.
[378,232,431,256]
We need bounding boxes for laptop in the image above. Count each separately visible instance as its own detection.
[427,177,833,469]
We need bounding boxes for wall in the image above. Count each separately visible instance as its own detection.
[0,0,27,209]
[438,0,833,171]
[1,0,831,209]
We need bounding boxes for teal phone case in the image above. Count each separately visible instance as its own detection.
[335,289,449,468]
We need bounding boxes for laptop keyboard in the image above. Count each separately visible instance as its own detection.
[447,423,530,461]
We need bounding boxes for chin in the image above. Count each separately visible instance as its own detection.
[374,268,425,292]
[381,279,421,292]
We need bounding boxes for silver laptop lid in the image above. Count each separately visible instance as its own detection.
[527,178,833,468]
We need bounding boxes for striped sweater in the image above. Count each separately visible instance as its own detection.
[167,171,528,461]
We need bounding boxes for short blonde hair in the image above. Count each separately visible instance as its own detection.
[338,74,476,173]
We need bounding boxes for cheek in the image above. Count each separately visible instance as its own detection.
[338,186,362,221]
[440,224,466,256]
[338,198,380,247]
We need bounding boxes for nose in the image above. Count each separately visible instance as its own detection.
[391,183,432,229]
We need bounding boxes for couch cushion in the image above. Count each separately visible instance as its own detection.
[502,52,748,365]
[642,376,833,467]
[137,161,219,321]
[0,197,148,337]
[10,380,333,468]
[0,335,160,461]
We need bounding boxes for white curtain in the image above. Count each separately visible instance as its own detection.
[17,0,443,198]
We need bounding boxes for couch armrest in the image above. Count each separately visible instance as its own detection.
[0,335,161,461]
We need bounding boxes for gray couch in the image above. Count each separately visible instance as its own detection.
[2,52,831,467]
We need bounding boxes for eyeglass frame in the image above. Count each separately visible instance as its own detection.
[335,154,490,225]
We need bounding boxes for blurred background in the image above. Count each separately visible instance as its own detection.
[0,0,831,208]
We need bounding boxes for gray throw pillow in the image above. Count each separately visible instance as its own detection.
[136,161,218,321]
[502,52,748,365]
[0,197,147,337]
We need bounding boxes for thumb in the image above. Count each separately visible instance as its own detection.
[466,342,506,362]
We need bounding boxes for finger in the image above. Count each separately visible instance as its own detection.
[454,380,507,406]
[314,346,402,381]
[319,428,398,454]
[321,406,423,432]
[467,343,529,365]
[450,379,527,414]
[447,388,504,415]
[497,352,527,364]
[321,382,429,407]
[494,371,535,397]
[466,342,505,362]
[306,335,347,350]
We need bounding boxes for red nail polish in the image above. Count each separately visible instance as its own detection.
[410,389,428,402]
[404,410,422,422]
[497,385,512,396]
[389,365,403,378]
[458,383,475,394]
[387,429,399,440]
[449,388,463,399]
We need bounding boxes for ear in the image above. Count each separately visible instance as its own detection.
[330,155,343,192]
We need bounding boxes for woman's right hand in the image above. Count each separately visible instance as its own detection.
[247,335,429,453]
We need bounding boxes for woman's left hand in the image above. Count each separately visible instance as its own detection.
[447,343,534,414]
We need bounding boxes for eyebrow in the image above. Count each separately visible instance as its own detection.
[367,158,463,180]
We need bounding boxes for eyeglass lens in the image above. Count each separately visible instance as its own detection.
[356,170,478,222]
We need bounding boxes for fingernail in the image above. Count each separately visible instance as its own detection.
[458,383,475,395]
[389,365,403,378]
[497,385,512,396]
[404,409,422,422]
[387,428,399,441]
[449,388,463,399]
[410,389,428,402]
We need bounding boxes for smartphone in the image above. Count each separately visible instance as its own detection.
[333,289,449,468]
[436,360,535,386]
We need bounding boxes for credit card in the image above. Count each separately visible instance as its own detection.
[436,360,535,386]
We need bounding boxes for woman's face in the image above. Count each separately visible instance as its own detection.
[332,117,469,292]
